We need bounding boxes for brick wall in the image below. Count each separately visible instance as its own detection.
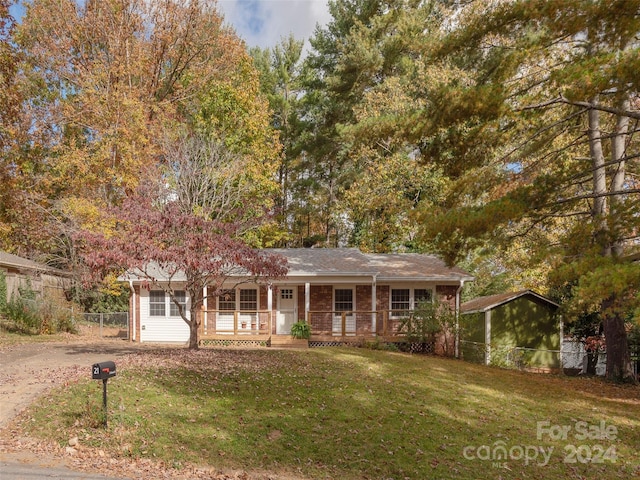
[356,285,372,333]
[436,285,458,310]
[309,285,333,332]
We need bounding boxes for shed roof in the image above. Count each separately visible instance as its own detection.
[0,250,69,276]
[461,289,559,314]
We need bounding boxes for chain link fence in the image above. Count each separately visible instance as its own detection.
[459,340,561,371]
[81,312,129,339]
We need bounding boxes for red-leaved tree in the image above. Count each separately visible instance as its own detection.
[77,192,288,349]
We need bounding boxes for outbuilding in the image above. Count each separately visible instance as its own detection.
[460,290,561,371]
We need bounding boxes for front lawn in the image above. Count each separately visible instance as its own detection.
[17,348,640,479]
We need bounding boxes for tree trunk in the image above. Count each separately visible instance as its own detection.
[188,305,201,350]
[602,303,636,383]
[587,106,609,255]
[599,101,635,383]
[610,99,630,257]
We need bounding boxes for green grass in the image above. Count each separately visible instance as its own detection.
[19,348,640,479]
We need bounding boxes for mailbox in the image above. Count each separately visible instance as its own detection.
[92,361,116,380]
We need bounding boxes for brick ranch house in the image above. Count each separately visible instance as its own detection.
[123,248,474,348]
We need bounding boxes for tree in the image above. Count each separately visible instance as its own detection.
[299,0,451,250]
[251,35,306,246]
[413,0,640,381]
[78,186,288,350]
[6,0,255,258]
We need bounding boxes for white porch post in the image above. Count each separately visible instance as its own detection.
[267,285,273,334]
[305,282,310,322]
[203,285,208,333]
[485,310,492,366]
[128,280,136,342]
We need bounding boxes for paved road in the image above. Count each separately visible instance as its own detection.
[0,340,143,480]
[1,457,130,479]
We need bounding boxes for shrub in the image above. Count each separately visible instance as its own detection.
[2,294,42,334]
[399,299,459,355]
[290,320,311,339]
[0,282,78,335]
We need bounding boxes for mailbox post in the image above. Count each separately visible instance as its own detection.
[92,361,116,427]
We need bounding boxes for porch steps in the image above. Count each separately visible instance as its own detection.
[269,336,309,349]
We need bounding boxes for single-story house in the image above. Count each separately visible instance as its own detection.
[460,290,561,370]
[0,250,70,303]
[124,248,474,347]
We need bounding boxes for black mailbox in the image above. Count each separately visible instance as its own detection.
[92,361,116,380]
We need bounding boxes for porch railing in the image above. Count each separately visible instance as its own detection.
[198,309,419,339]
[200,310,273,338]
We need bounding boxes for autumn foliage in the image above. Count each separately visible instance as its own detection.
[78,189,288,349]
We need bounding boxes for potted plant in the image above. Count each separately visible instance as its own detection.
[290,320,311,340]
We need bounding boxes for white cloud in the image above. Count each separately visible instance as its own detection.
[217,0,332,50]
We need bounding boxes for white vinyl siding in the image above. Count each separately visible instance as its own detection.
[140,288,190,343]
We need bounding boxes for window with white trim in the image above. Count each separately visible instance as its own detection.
[149,290,166,316]
[217,288,259,311]
[391,289,410,311]
[390,288,433,317]
[219,290,236,311]
[334,289,353,312]
[239,289,257,311]
[281,288,293,300]
[414,289,433,307]
[169,290,186,317]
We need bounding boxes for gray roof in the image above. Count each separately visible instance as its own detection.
[461,289,559,314]
[267,248,377,276]
[0,251,69,276]
[123,248,473,284]
[365,252,473,282]
[268,248,473,282]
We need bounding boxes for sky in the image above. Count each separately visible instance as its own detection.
[9,1,334,51]
[217,0,333,50]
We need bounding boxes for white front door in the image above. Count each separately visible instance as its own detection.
[276,287,297,334]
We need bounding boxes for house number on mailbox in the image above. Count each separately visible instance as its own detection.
[91,361,116,427]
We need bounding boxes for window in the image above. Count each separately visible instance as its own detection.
[239,289,257,311]
[219,290,236,311]
[149,290,165,316]
[281,288,293,300]
[391,288,433,317]
[414,289,432,307]
[334,289,353,312]
[391,289,410,311]
[170,290,186,317]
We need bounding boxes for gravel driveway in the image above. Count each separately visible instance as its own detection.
[0,339,147,428]
[0,338,148,479]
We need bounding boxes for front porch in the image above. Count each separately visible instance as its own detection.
[198,309,412,347]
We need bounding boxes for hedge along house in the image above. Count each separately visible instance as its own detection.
[460,290,562,371]
[124,248,474,347]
